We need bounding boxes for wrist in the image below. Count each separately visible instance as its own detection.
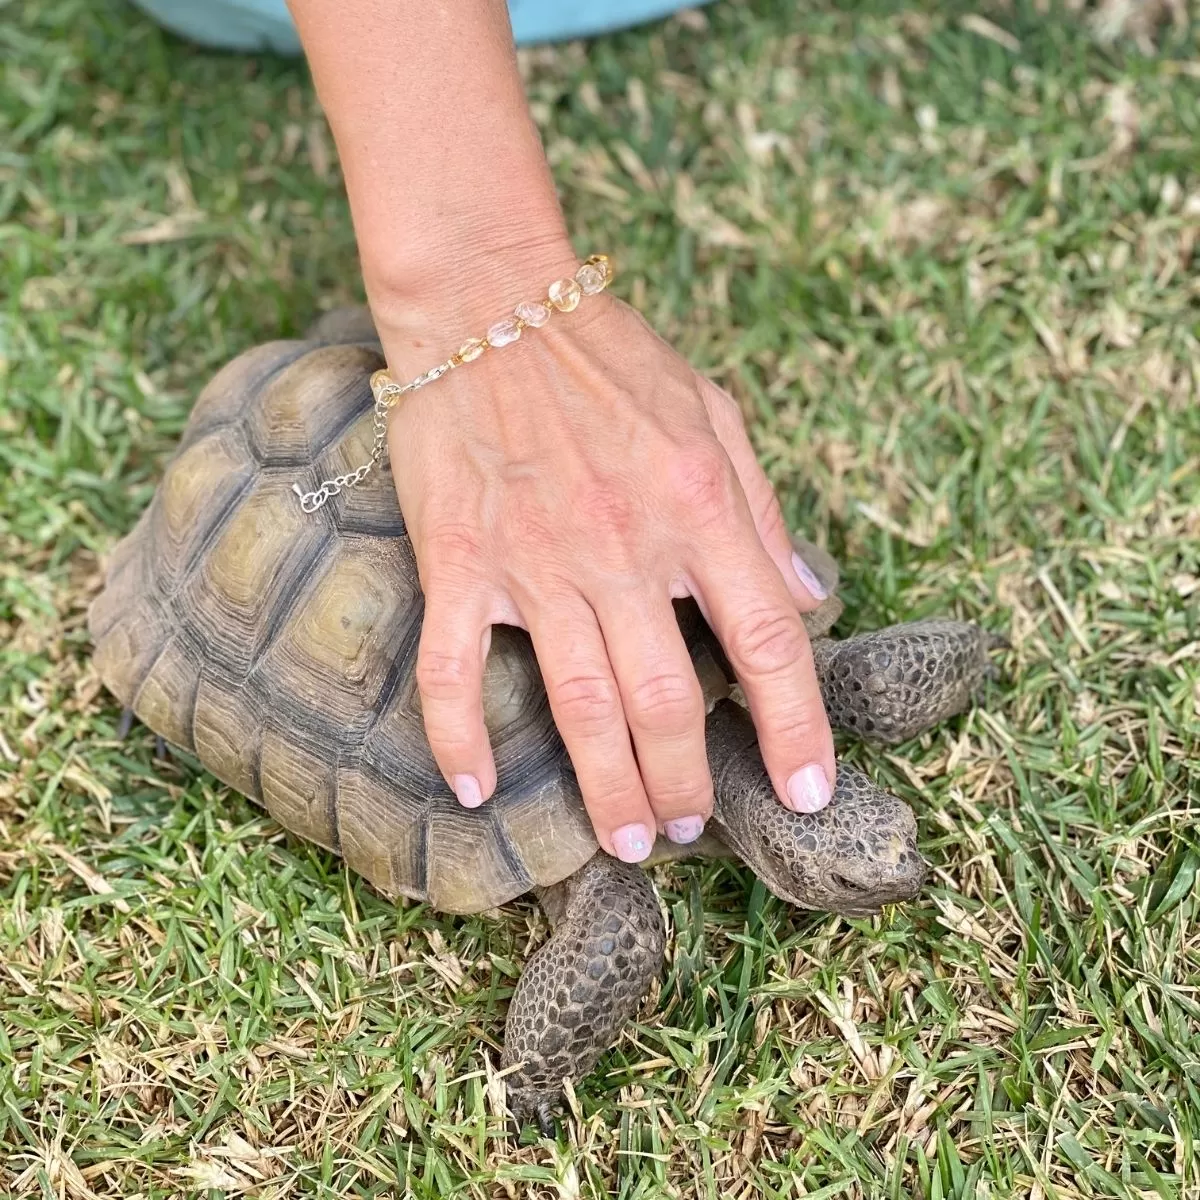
[363,223,585,372]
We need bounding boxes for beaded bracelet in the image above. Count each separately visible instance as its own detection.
[293,254,613,514]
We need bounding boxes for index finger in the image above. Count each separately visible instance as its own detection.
[691,539,836,814]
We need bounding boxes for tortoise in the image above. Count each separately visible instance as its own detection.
[88,307,1001,1132]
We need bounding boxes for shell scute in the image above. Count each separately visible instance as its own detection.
[496,775,596,890]
[257,534,419,735]
[246,344,384,467]
[92,595,173,710]
[336,766,429,902]
[132,638,201,752]
[260,731,338,853]
[187,339,311,444]
[154,427,256,591]
[313,406,408,539]
[426,804,534,913]
[192,677,262,797]
[480,627,550,743]
[181,472,327,682]
[90,332,594,914]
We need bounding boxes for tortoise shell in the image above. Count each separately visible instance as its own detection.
[89,315,840,915]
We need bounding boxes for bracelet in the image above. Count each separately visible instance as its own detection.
[292,254,614,514]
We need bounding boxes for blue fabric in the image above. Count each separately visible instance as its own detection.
[130,0,708,53]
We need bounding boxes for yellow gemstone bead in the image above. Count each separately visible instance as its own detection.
[548,277,582,312]
[457,337,486,363]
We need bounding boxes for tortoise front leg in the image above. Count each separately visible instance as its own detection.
[502,854,665,1135]
[813,618,1005,744]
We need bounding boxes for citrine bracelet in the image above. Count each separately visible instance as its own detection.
[293,254,613,514]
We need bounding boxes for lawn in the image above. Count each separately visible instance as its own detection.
[1,0,1198,1196]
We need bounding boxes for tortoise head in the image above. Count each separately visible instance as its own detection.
[707,704,927,917]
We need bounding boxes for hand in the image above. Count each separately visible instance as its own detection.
[374,247,836,862]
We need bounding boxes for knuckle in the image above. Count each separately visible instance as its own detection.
[627,671,702,734]
[423,522,484,570]
[551,673,622,733]
[667,442,737,526]
[578,479,636,542]
[427,727,477,759]
[762,702,830,753]
[582,779,646,825]
[415,647,475,700]
[726,608,807,678]
[647,774,713,815]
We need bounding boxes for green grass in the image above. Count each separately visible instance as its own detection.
[2,0,1199,1195]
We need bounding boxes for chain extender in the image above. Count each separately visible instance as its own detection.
[291,363,447,514]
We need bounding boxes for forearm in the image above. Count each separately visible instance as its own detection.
[288,0,575,333]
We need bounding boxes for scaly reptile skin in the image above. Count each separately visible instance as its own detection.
[502,855,666,1135]
[501,619,1000,1129]
[813,618,998,745]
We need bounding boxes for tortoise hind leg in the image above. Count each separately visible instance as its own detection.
[114,707,171,760]
[113,707,171,760]
[502,854,665,1135]
[813,618,1003,745]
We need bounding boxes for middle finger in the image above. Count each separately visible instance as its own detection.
[594,588,712,844]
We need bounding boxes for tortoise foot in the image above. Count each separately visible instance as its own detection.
[813,619,1003,745]
[506,1086,561,1139]
[502,855,665,1134]
[114,708,174,763]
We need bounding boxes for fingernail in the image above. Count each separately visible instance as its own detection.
[453,774,483,809]
[792,552,829,601]
[664,815,705,845]
[611,822,653,863]
[785,763,832,813]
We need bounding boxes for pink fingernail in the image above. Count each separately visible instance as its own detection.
[785,764,832,813]
[664,815,705,845]
[792,552,828,601]
[611,822,653,863]
[453,774,483,809]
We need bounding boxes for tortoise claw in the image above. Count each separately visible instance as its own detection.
[506,1087,562,1139]
[983,630,1010,685]
[114,709,173,762]
[115,708,135,740]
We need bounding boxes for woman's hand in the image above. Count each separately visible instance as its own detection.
[288,0,835,861]
[374,247,836,861]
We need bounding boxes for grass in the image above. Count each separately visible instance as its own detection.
[2,0,1199,1194]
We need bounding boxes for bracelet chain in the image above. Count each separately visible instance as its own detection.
[293,254,612,514]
